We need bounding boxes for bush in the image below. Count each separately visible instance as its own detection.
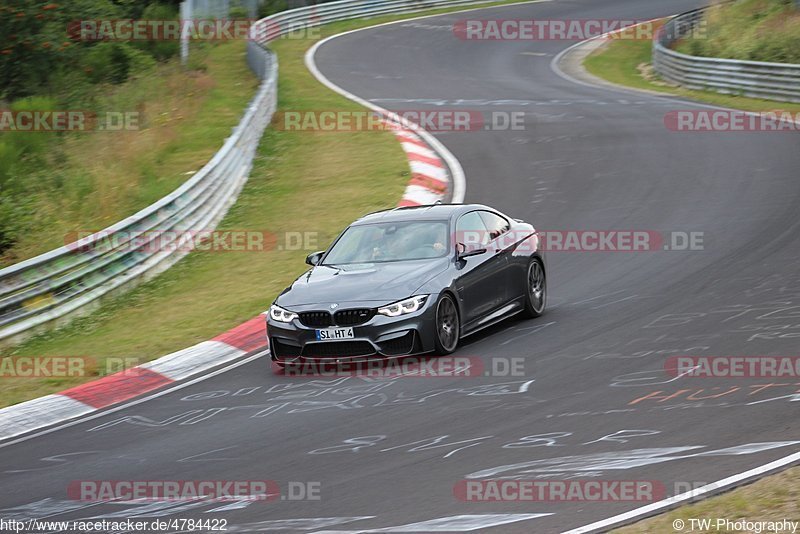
[124,46,158,76]
[0,1,181,100]
[259,0,289,18]
[131,3,180,62]
[82,42,132,85]
[229,6,250,19]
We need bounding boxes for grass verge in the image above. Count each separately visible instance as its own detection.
[1,41,259,266]
[614,466,800,533]
[0,0,526,407]
[583,20,800,114]
[675,0,800,64]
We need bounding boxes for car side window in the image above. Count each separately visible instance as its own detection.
[456,211,490,248]
[479,211,510,241]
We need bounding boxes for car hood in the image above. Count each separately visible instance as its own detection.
[275,258,450,308]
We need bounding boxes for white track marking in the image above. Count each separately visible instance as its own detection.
[304,0,556,206]
[311,513,553,533]
[563,450,800,533]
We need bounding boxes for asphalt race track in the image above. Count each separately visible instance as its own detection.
[2,0,800,532]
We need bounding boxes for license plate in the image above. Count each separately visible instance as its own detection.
[315,327,355,341]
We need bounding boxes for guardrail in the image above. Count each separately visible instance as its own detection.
[251,0,499,40]
[0,0,483,345]
[0,54,278,346]
[653,7,800,104]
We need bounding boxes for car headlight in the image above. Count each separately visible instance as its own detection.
[378,295,428,317]
[269,304,298,323]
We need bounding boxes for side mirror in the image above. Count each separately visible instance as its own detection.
[456,243,487,260]
[306,251,324,266]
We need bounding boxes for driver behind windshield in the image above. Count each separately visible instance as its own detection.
[324,221,449,264]
[409,223,448,258]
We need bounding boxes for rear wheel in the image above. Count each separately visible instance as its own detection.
[434,293,460,354]
[522,259,546,318]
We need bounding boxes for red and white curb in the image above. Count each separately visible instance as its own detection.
[0,121,452,442]
[0,33,461,444]
[384,121,451,206]
[306,28,466,205]
[0,116,452,442]
[0,315,268,441]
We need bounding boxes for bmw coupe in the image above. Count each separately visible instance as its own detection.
[267,203,546,364]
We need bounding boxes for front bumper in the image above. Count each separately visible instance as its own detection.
[267,298,438,363]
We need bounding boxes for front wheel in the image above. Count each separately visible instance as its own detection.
[522,259,546,318]
[434,293,460,354]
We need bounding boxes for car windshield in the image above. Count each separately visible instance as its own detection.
[322,221,449,264]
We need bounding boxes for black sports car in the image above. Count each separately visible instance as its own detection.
[267,203,546,364]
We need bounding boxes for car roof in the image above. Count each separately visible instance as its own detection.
[352,204,498,225]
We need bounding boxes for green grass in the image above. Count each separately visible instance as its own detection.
[583,20,800,114]
[614,466,800,533]
[675,0,800,64]
[1,42,259,266]
[0,0,527,408]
